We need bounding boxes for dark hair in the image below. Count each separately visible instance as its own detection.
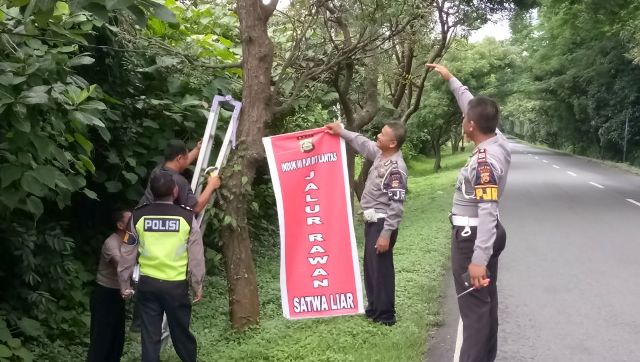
[164,140,188,162]
[112,210,129,230]
[385,121,406,149]
[467,96,500,135]
[150,171,176,199]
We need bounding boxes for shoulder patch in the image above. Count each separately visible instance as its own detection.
[383,169,407,201]
[179,204,194,212]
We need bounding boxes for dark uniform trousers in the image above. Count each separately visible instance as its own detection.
[137,276,197,362]
[451,221,507,362]
[364,219,399,325]
[87,283,125,362]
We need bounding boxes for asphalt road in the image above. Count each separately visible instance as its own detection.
[427,140,640,362]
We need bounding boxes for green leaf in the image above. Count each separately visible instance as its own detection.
[152,4,177,23]
[78,154,96,173]
[85,3,109,22]
[66,55,95,67]
[74,133,93,153]
[26,196,43,219]
[17,318,43,337]
[33,166,58,188]
[6,339,19,349]
[11,103,29,132]
[70,111,105,127]
[78,100,106,111]
[82,189,98,200]
[53,1,70,16]
[105,181,122,192]
[12,347,32,362]
[123,171,138,184]
[0,190,21,210]
[0,73,27,86]
[126,5,147,28]
[97,127,111,141]
[0,165,24,188]
[180,95,202,107]
[30,133,53,156]
[147,17,166,35]
[105,0,133,10]
[0,320,10,342]
[18,87,49,105]
[0,344,11,358]
[55,173,72,190]
[21,172,48,197]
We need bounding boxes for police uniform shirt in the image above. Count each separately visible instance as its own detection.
[138,166,198,209]
[117,202,205,293]
[449,77,512,266]
[95,233,123,289]
[340,130,408,240]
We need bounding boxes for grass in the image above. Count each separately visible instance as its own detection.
[119,152,469,362]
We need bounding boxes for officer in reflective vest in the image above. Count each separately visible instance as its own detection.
[119,171,205,362]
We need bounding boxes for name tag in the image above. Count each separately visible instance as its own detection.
[143,218,180,232]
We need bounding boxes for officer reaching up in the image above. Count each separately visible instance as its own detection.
[427,63,511,362]
[119,171,205,362]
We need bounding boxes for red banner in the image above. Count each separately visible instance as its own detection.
[263,127,364,319]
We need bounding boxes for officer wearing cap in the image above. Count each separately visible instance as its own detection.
[325,121,408,326]
[119,171,205,362]
[428,63,511,362]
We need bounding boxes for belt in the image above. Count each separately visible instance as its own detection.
[449,214,479,237]
[450,215,479,227]
[363,209,387,223]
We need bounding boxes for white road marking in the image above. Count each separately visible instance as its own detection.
[542,160,548,163]
[589,182,604,189]
[453,318,463,362]
[626,199,640,207]
[553,165,560,169]
[534,156,539,159]
[567,171,577,176]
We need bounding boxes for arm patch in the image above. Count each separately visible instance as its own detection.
[383,169,407,201]
[473,150,499,202]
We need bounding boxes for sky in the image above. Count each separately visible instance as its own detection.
[469,17,512,43]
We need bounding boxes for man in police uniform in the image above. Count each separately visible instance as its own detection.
[119,172,205,362]
[428,63,511,362]
[325,121,408,326]
[140,139,220,213]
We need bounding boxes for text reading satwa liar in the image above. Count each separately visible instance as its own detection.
[287,168,355,314]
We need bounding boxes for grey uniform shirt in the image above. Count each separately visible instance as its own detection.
[139,166,198,209]
[117,202,206,293]
[449,77,511,266]
[96,233,122,289]
[340,130,408,239]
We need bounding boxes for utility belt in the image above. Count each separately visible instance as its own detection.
[363,209,387,223]
[448,212,479,237]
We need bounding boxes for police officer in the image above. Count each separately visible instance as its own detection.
[119,171,205,362]
[140,139,220,213]
[428,63,511,362]
[325,121,408,326]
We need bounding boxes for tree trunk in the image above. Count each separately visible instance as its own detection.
[218,0,277,330]
[432,139,442,172]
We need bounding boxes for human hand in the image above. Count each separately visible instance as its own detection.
[207,173,221,190]
[426,63,453,81]
[375,236,390,254]
[325,122,344,135]
[121,289,135,300]
[468,263,490,289]
[193,287,203,303]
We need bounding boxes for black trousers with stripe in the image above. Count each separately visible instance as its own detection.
[451,221,507,362]
[137,276,197,362]
[364,219,399,325]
